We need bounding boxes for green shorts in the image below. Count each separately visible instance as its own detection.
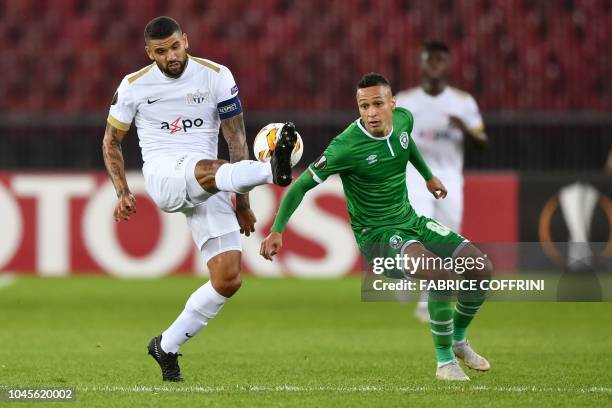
[358,215,467,279]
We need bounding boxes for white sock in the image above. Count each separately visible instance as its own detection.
[160,281,228,353]
[215,161,273,194]
[419,290,429,303]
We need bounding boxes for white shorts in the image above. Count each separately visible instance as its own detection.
[406,167,464,233]
[143,153,241,254]
[201,230,242,263]
[143,153,213,213]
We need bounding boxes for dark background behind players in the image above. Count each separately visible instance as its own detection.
[0,0,609,173]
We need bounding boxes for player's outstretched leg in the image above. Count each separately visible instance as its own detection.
[195,159,273,197]
[452,243,492,371]
[148,249,241,381]
[192,122,297,198]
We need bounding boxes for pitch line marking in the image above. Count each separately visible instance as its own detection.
[78,385,612,394]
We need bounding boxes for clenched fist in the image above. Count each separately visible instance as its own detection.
[426,176,448,199]
[114,192,137,222]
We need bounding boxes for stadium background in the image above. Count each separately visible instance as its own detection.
[0,0,610,277]
[0,2,611,406]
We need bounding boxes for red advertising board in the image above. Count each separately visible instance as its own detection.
[0,172,517,277]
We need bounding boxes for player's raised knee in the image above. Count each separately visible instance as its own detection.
[195,159,228,192]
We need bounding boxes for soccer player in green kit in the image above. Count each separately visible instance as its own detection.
[260,73,492,381]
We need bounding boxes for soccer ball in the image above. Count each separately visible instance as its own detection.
[253,123,303,167]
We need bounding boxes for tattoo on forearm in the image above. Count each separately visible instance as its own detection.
[102,123,130,196]
[222,114,249,163]
[221,114,251,208]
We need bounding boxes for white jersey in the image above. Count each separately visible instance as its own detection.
[395,86,483,176]
[107,55,242,164]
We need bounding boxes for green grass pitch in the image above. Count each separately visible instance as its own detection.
[0,276,611,407]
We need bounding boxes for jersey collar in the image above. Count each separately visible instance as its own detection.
[356,119,394,141]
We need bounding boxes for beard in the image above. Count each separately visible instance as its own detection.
[159,57,187,78]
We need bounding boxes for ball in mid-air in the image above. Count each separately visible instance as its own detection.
[253,123,303,167]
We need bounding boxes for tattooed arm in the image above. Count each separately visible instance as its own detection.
[220,113,256,236]
[220,113,250,163]
[102,122,136,222]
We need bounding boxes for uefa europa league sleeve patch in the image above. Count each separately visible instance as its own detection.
[314,155,327,169]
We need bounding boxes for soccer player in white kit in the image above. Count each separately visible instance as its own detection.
[102,17,297,382]
[396,42,487,322]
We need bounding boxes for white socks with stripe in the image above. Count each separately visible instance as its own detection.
[161,281,228,353]
[214,161,273,194]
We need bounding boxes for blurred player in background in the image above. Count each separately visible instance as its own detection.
[396,41,487,322]
[261,73,492,381]
[102,16,296,381]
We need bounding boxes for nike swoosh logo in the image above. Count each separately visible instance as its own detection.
[147,98,161,104]
[185,333,193,338]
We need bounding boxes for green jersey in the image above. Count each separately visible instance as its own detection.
[270,107,465,276]
[305,108,432,240]
[271,107,440,252]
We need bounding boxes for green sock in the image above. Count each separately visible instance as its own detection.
[453,289,486,343]
[428,290,454,365]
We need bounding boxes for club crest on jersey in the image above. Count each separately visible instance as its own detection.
[366,154,378,165]
[186,90,209,105]
[400,132,409,149]
[389,235,403,249]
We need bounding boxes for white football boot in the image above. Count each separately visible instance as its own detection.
[435,360,470,381]
[452,340,491,371]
